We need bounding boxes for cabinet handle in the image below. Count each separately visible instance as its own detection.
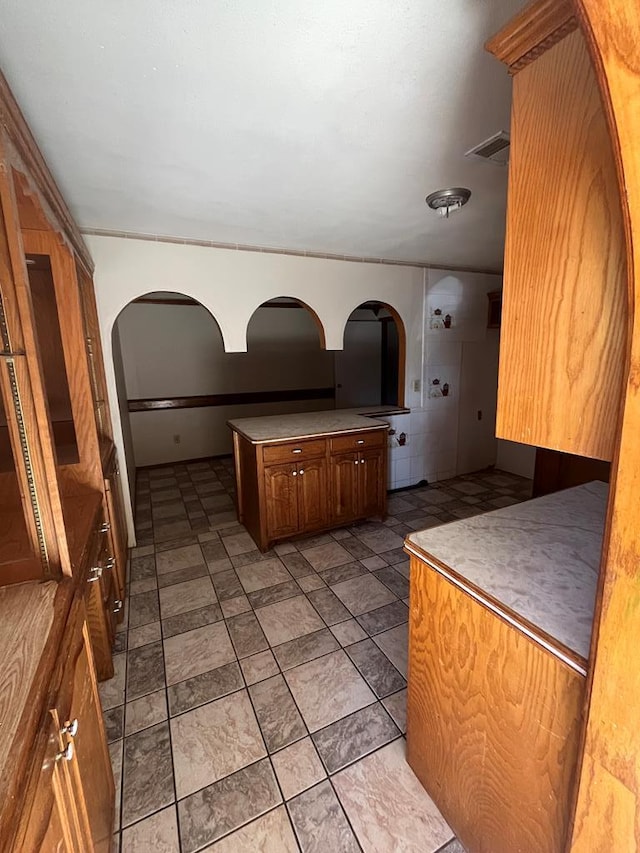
[299,469,304,475]
[105,556,116,570]
[61,719,78,738]
[100,521,110,533]
[292,449,302,454]
[292,471,297,477]
[56,742,74,762]
[357,439,365,445]
[113,600,123,614]
[88,566,103,582]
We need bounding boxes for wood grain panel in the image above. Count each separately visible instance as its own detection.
[408,556,584,853]
[485,0,576,73]
[568,1,640,847]
[329,429,386,453]
[496,28,626,460]
[262,438,326,465]
[264,463,299,541]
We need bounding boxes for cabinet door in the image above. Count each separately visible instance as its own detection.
[66,622,115,852]
[19,715,85,852]
[330,452,359,525]
[264,463,299,540]
[85,563,115,682]
[297,458,329,532]
[358,448,385,518]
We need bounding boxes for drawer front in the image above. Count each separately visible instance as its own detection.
[262,438,326,465]
[330,430,386,454]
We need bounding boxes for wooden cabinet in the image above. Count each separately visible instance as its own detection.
[330,446,385,524]
[264,462,300,539]
[233,423,387,551]
[487,1,627,461]
[6,590,114,852]
[407,552,583,853]
[264,457,329,542]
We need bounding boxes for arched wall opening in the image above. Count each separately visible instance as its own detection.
[337,301,406,408]
[111,292,338,473]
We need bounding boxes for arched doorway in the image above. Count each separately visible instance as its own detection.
[336,302,406,408]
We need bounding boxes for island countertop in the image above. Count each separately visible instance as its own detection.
[228,409,392,443]
[405,481,608,670]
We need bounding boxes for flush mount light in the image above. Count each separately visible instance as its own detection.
[425,187,471,218]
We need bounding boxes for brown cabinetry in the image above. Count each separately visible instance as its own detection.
[330,446,385,525]
[487,1,627,461]
[6,591,114,852]
[233,423,387,551]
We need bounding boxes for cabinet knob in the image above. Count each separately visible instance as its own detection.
[105,556,116,570]
[61,719,78,738]
[361,459,366,465]
[100,521,110,533]
[357,439,365,445]
[354,460,359,465]
[292,471,297,477]
[56,742,74,762]
[88,566,103,582]
[292,448,302,454]
[113,599,123,614]
[299,469,304,475]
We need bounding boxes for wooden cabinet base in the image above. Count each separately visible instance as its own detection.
[407,555,583,853]
[233,428,387,551]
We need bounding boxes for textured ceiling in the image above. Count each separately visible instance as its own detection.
[0,1,524,270]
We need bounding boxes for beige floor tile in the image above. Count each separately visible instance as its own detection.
[272,737,326,800]
[301,541,353,571]
[235,557,291,593]
[221,595,251,618]
[330,618,368,646]
[130,577,158,595]
[156,544,205,575]
[121,805,179,852]
[159,576,216,619]
[222,531,256,556]
[284,650,375,732]
[164,621,235,686]
[128,621,162,650]
[171,690,266,798]
[203,806,298,852]
[240,649,279,685]
[331,575,396,616]
[382,689,407,734]
[332,740,452,852]
[373,623,408,677]
[125,690,168,736]
[256,595,324,646]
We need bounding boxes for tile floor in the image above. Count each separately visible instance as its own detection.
[102,457,532,852]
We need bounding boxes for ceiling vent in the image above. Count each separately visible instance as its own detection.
[465,131,510,166]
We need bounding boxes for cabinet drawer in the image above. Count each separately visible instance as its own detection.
[262,439,326,465]
[330,430,386,454]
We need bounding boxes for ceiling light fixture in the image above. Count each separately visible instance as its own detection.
[425,187,471,218]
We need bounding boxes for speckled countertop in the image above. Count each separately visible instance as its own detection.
[406,481,608,667]
[228,409,391,442]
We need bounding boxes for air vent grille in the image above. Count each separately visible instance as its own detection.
[465,131,510,165]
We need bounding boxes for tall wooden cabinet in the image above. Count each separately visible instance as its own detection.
[0,70,126,848]
[487,0,627,461]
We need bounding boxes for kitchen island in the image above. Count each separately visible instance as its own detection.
[229,410,390,551]
[404,481,607,853]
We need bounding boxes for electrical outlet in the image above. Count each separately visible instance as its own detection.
[173,434,181,444]
[412,379,421,393]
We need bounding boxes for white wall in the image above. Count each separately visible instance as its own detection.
[334,316,382,407]
[405,268,505,488]
[496,439,536,478]
[116,301,335,464]
[88,235,507,538]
